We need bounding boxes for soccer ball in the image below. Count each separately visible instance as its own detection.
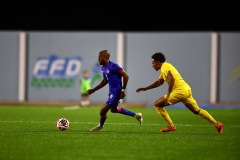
[57,118,69,131]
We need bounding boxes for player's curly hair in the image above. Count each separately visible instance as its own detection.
[152,52,166,62]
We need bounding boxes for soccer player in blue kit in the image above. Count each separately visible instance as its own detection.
[87,50,143,132]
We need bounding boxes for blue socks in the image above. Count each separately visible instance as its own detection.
[118,107,135,116]
[100,115,106,126]
[99,107,136,126]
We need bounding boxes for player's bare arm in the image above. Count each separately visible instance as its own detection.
[120,70,129,99]
[120,70,129,89]
[136,79,164,92]
[87,76,107,95]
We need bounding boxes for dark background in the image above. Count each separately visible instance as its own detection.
[1,4,239,31]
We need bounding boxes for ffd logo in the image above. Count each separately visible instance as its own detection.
[31,55,82,88]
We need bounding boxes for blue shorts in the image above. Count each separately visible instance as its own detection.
[106,92,121,107]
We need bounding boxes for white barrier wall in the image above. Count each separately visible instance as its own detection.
[0,32,19,100]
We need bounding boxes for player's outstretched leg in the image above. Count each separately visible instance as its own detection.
[197,108,224,135]
[117,107,143,124]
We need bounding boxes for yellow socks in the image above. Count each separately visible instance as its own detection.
[154,105,218,128]
[198,109,217,126]
[154,106,174,127]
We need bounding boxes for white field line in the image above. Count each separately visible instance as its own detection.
[0,120,240,127]
[63,106,80,110]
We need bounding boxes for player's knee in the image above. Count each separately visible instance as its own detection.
[110,108,118,113]
[185,102,200,114]
[192,109,201,115]
[100,110,107,115]
[165,102,170,106]
[153,101,165,107]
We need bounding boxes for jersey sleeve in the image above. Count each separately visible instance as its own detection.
[119,69,124,73]
[112,63,123,73]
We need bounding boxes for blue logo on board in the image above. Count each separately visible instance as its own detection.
[31,55,82,88]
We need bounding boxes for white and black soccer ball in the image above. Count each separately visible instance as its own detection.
[57,118,69,131]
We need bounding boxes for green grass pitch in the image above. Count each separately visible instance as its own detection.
[0,105,240,160]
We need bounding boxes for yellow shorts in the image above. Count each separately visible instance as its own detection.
[164,89,199,107]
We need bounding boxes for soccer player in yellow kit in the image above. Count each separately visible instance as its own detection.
[136,52,223,134]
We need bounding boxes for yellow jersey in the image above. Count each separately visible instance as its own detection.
[159,62,191,90]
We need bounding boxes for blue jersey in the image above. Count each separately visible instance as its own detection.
[101,60,123,94]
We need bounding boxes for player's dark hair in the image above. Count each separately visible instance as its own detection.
[152,52,166,62]
[100,50,110,59]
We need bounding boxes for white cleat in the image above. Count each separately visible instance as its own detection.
[90,124,104,132]
[135,113,143,124]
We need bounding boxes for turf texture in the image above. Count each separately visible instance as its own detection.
[0,105,239,160]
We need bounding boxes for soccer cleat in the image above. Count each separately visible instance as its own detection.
[90,124,103,132]
[135,113,143,124]
[216,122,223,135]
[160,125,177,132]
